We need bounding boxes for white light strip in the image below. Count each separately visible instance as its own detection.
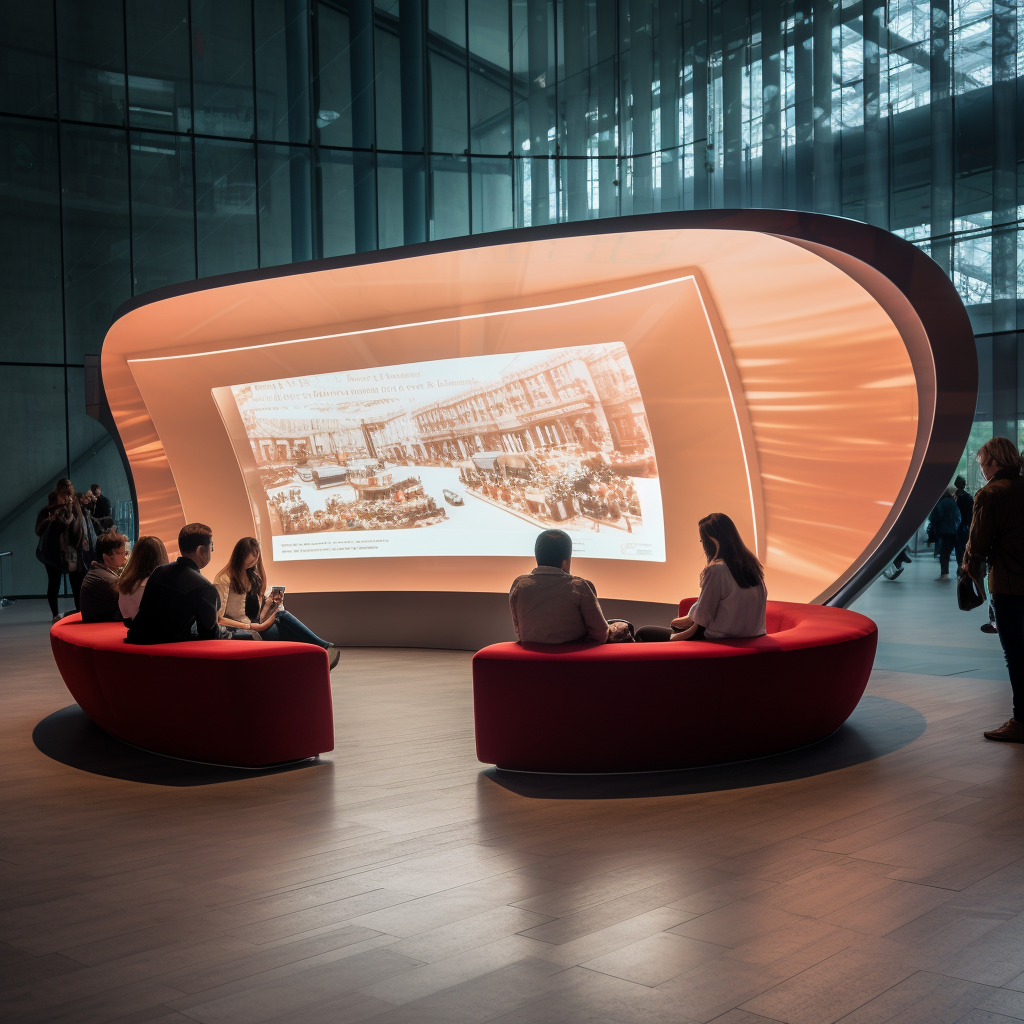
[128,274,699,362]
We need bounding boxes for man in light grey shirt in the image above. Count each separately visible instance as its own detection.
[509,530,622,644]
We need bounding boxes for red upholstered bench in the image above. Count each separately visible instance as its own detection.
[49,614,335,767]
[472,600,877,773]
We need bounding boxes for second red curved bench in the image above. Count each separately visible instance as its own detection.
[472,600,877,773]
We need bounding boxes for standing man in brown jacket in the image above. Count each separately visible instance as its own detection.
[964,437,1024,742]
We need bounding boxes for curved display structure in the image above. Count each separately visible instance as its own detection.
[473,599,878,773]
[99,210,977,647]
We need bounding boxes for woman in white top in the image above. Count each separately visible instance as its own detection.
[115,536,169,624]
[637,512,767,642]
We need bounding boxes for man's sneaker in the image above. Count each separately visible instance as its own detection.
[51,613,62,623]
[981,622,999,634]
[984,719,1024,742]
[326,645,341,670]
[936,574,950,581]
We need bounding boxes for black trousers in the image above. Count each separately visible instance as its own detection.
[938,534,957,576]
[994,593,1024,721]
[45,563,84,616]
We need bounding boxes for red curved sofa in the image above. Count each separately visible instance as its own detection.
[49,614,335,767]
[473,599,877,773]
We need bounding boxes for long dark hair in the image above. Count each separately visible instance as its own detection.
[698,512,764,589]
[221,537,266,600]
[117,536,168,594]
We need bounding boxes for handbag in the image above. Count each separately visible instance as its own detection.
[957,572,985,611]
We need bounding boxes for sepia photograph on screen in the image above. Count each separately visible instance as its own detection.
[224,344,666,562]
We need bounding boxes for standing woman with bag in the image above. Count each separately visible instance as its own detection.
[965,438,1024,742]
[35,478,86,622]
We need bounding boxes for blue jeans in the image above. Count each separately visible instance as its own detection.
[993,593,1024,720]
[230,609,329,649]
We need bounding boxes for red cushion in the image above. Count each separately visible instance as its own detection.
[50,614,334,767]
[472,600,877,772]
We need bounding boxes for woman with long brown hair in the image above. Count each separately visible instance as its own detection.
[637,512,767,642]
[215,537,339,667]
[116,535,169,623]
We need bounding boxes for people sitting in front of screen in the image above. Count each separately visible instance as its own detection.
[215,537,341,669]
[636,512,767,642]
[79,531,130,623]
[116,535,169,625]
[126,523,221,644]
[509,529,630,644]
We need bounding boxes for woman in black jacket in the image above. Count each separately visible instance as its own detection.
[35,478,86,621]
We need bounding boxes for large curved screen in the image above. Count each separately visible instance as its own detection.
[100,213,976,607]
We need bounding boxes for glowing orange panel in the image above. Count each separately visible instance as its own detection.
[101,213,976,607]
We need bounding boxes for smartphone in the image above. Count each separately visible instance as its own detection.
[271,585,286,596]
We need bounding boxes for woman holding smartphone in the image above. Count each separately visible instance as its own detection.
[215,537,340,668]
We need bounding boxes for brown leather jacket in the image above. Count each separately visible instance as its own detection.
[965,468,1024,596]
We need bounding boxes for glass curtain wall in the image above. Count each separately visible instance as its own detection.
[1,0,1022,594]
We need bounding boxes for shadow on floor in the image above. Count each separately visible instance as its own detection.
[482,695,926,799]
[33,705,325,787]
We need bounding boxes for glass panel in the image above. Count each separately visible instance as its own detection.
[195,138,258,277]
[316,3,353,146]
[469,0,511,154]
[60,125,131,363]
[56,0,126,126]
[320,148,356,257]
[512,0,556,160]
[429,49,469,154]
[66,367,132,532]
[0,4,57,117]
[0,117,63,363]
[471,155,513,233]
[131,131,195,294]
[375,17,402,150]
[126,0,192,132]
[376,151,404,247]
[430,0,466,47]
[430,154,468,239]
[0,366,66,597]
[192,0,255,139]
[258,143,312,266]
[255,0,311,143]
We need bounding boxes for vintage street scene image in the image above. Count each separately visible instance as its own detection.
[227,343,665,562]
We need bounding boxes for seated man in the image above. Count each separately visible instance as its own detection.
[126,523,221,644]
[509,529,626,644]
[79,530,129,623]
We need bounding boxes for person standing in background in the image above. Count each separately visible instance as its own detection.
[929,487,961,581]
[35,479,86,622]
[954,475,974,576]
[89,484,111,521]
[964,438,1024,742]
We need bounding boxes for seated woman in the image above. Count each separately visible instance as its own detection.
[116,535,169,625]
[215,537,341,669]
[637,512,767,642]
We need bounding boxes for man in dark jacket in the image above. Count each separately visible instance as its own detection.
[126,523,221,644]
[964,438,1024,742]
[928,487,961,580]
[953,475,974,576]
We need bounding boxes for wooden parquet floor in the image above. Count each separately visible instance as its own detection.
[3,563,1024,1024]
